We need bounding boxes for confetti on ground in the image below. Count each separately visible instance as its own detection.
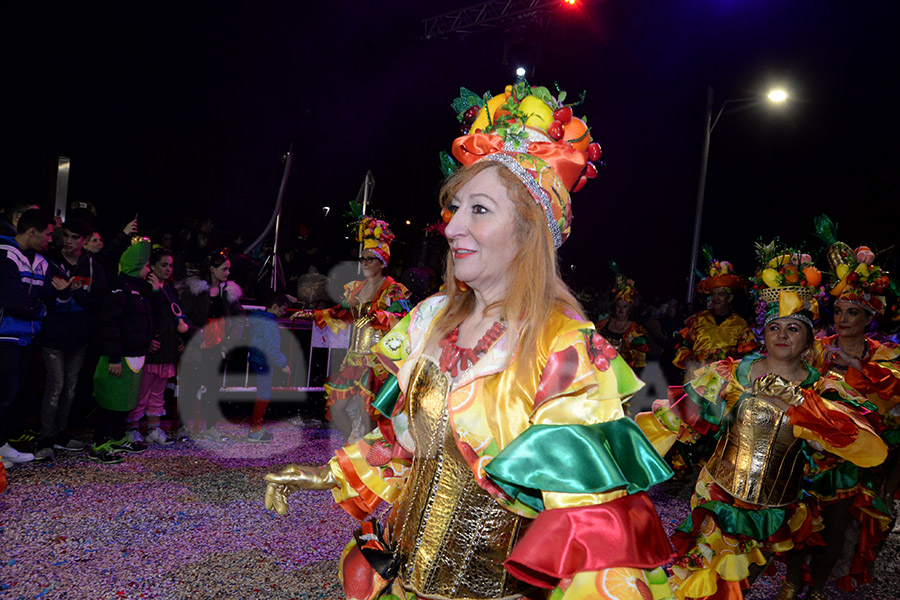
[2,420,897,599]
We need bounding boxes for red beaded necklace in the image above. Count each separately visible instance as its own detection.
[438,320,506,377]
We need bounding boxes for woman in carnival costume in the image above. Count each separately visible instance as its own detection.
[264,81,677,600]
[294,217,411,442]
[673,250,758,374]
[776,217,900,598]
[596,262,650,372]
[636,241,887,600]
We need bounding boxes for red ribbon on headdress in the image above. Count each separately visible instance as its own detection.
[451,133,587,191]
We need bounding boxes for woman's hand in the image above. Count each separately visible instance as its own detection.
[290,309,315,321]
[827,346,863,372]
[108,363,122,377]
[263,464,338,515]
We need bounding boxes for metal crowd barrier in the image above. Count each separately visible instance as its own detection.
[219,310,350,396]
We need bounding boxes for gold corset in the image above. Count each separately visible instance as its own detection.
[706,374,805,507]
[348,300,381,355]
[387,358,533,600]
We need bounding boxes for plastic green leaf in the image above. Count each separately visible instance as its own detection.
[701,244,715,264]
[609,260,621,275]
[439,151,458,178]
[558,90,567,103]
[450,87,484,115]
[813,214,838,245]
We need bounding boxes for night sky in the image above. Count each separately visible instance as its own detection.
[6,0,899,303]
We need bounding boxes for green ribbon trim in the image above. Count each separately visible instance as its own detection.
[683,380,727,426]
[820,389,879,413]
[484,419,673,510]
[371,375,400,417]
[675,500,786,540]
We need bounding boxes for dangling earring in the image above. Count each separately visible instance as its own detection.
[456,279,468,292]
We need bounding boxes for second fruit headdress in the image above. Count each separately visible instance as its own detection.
[447,81,602,248]
[696,245,745,294]
[357,216,394,266]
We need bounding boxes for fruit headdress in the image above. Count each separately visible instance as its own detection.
[357,216,394,266]
[446,81,602,248]
[813,214,894,315]
[696,245,745,294]
[610,261,637,304]
[752,238,822,329]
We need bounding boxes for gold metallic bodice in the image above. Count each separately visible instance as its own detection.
[706,374,805,507]
[349,300,381,355]
[387,358,533,600]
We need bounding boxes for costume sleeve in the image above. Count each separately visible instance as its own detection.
[625,323,650,369]
[634,360,733,457]
[329,423,412,519]
[672,315,697,369]
[369,281,412,332]
[314,282,356,333]
[483,326,676,593]
[731,321,759,357]
[844,346,900,415]
[789,387,888,468]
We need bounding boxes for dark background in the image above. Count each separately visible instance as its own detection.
[5,0,899,303]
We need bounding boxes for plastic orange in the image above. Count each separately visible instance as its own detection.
[563,116,591,151]
[783,264,800,283]
[803,266,822,287]
[594,568,654,600]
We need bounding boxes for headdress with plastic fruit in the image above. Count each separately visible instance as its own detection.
[813,214,896,315]
[444,81,602,248]
[609,261,637,304]
[356,216,394,267]
[696,245,745,294]
[752,238,822,330]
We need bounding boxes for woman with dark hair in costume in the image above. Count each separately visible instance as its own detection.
[637,244,887,600]
[263,81,677,600]
[293,218,411,442]
[777,220,900,599]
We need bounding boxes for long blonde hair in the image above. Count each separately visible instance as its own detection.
[433,161,585,370]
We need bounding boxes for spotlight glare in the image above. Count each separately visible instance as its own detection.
[767,89,788,103]
[515,67,526,77]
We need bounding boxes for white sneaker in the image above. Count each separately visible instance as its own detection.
[146,428,174,446]
[34,447,55,461]
[0,442,35,463]
[126,429,144,443]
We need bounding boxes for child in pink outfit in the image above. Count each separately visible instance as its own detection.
[126,249,188,445]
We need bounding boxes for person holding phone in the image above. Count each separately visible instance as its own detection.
[34,219,108,460]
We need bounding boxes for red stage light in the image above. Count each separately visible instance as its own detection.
[563,0,577,5]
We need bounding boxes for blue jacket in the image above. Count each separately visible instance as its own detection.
[247,310,287,369]
[0,235,48,345]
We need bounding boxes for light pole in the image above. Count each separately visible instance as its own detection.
[686,86,788,303]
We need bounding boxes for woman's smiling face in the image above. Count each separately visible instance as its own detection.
[443,167,519,298]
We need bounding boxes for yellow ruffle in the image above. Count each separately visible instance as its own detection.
[634,411,677,458]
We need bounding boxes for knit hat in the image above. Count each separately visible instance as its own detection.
[752,239,822,329]
[447,81,602,248]
[119,237,151,277]
[357,216,394,266]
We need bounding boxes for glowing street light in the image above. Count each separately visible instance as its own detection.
[515,66,526,78]
[768,88,788,103]
[686,85,792,301]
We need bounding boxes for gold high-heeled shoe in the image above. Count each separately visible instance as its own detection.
[806,590,828,600]
[774,580,803,600]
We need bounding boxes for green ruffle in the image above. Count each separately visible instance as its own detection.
[683,379,727,426]
[484,419,673,512]
[804,461,891,515]
[676,500,786,540]
[371,375,400,417]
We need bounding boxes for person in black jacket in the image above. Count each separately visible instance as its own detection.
[178,250,244,442]
[90,238,158,464]
[125,248,188,446]
[34,219,107,460]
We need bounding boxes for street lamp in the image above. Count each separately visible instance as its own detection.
[686,86,789,302]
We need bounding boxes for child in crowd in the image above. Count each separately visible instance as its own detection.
[91,238,157,464]
[125,248,189,446]
[246,293,290,442]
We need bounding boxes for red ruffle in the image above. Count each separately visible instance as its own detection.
[504,492,675,588]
